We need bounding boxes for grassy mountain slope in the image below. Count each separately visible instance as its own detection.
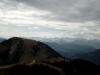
[0,37,66,65]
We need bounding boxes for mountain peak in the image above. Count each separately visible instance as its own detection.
[8,37,23,41]
[0,37,66,65]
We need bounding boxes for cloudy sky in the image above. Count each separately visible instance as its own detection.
[0,0,100,39]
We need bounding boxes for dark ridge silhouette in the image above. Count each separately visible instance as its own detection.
[0,60,100,75]
[72,49,100,65]
[0,64,63,75]
[42,59,100,75]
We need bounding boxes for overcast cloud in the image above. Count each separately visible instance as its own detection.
[0,0,100,39]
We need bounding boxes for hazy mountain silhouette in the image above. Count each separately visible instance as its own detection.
[27,37,78,42]
[0,37,65,65]
[44,42,96,58]
[54,39,67,44]
[72,49,100,65]
[70,39,100,49]
[28,37,100,48]
[61,43,96,54]
[0,38,5,43]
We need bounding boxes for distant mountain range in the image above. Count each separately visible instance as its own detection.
[69,39,100,49]
[44,42,96,58]
[26,37,78,42]
[72,49,100,65]
[26,37,100,49]
[27,37,100,58]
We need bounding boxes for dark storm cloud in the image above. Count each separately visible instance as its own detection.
[13,0,100,22]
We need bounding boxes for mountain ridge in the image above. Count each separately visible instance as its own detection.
[0,37,65,65]
[72,49,100,65]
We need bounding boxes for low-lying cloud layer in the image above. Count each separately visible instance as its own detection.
[0,0,100,39]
